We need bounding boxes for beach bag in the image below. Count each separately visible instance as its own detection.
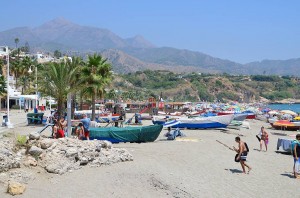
[256,135,261,142]
[234,154,240,162]
[244,142,249,152]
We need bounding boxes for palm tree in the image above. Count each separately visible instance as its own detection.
[14,38,19,49]
[0,75,7,95]
[10,59,22,89]
[39,59,82,116]
[81,54,112,120]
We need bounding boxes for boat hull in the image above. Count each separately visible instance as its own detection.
[173,114,234,129]
[89,125,163,143]
[271,120,300,131]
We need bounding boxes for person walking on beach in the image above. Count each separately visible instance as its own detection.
[233,136,251,174]
[292,134,300,178]
[258,126,269,151]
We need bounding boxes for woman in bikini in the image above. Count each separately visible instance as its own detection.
[260,126,269,151]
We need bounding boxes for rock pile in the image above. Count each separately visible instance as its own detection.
[0,133,133,175]
[26,133,133,174]
[0,133,133,195]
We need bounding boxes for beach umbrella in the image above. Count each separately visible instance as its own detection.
[268,110,278,115]
[280,110,297,116]
[294,116,300,121]
[262,108,270,113]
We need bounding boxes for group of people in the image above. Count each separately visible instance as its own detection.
[52,113,91,140]
[233,126,300,178]
[74,114,90,140]
[24,104,46,113]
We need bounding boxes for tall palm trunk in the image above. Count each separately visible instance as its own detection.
[57,98,64,118]
[71,93,76,119]
[91,92,96,121]
[80,93,83,110]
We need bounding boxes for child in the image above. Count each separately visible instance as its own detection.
[75,123,85,140]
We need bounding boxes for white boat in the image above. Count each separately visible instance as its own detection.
[174,114,234,129]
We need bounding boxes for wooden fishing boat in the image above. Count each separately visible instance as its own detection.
[89,124,163,143]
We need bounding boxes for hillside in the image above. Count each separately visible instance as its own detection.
[109,71,300,103]
[245,59,300,76]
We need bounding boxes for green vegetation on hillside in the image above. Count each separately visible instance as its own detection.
[112,71,300,102]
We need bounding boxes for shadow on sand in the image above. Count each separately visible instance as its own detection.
[225,168,243,174]
[281,173,295,179]
[271,132,287,136]
[275,151,291,155]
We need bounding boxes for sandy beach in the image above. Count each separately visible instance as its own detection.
[0,111,299,198]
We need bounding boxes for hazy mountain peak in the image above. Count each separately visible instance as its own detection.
[125,34,155,48]
[37,17,76,29]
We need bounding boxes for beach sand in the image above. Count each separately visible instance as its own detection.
[0,111,299,197]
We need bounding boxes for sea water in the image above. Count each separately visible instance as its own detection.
[267,103,300,114]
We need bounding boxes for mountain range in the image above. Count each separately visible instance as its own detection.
[0,17,299,76]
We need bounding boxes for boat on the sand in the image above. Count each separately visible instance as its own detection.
[89,124,163,143]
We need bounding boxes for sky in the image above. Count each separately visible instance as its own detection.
[1,0,300,63]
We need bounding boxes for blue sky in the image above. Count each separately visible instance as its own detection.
[1,0,299,63]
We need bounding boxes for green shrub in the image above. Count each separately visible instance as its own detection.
[16,134,27,147]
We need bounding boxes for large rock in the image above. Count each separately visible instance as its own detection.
[29,132,40,140]
[66,148,78,157]
[23,156,37,167]
[101,140,112,149]
[40,139,54,149]
[28,146,43,157]
[0,153,21,172]
[7,181,26,195]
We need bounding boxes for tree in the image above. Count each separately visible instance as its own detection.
[0,75,6,95]
[81,54,112,120]
[14,38,19,49]
[54,50,62,59]
[107,89,117,101]
[24,42,30,53]
[39,59,82,116]
[10,59,22,89]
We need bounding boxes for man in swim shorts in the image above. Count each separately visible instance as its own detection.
[233,136,252,174]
